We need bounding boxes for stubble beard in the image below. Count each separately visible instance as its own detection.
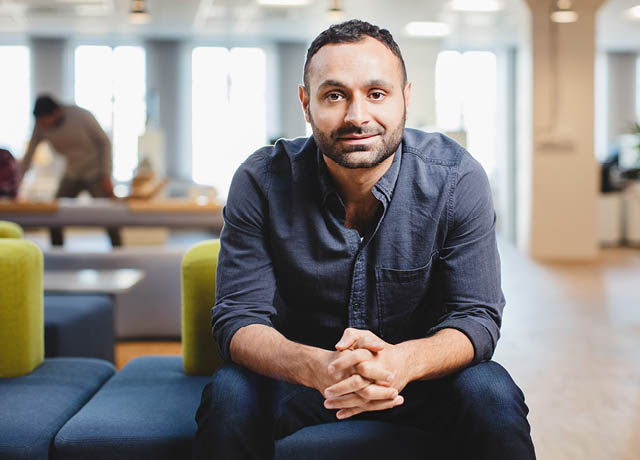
[308,107,406,169]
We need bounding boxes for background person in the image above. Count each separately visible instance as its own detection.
[20,94,121,247]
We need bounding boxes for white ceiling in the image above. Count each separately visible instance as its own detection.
[0,0,639,51]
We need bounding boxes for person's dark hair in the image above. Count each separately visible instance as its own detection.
[33,95,60,118]
[303,19,407,89]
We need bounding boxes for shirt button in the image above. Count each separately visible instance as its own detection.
[353,302,359,309]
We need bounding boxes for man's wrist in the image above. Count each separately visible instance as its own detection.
[297,346,332,389]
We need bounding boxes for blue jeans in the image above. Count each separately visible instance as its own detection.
[193,361,535,460]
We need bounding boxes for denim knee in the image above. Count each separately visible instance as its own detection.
[193,363,274,460]
[451,361,530,430]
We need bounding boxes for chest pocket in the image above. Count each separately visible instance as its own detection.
[375,254,436,344]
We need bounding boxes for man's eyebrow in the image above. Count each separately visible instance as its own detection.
[318,79,348,89]
[317,79,394,90]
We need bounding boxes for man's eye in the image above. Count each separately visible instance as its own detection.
[327,93,343,101]
[370,91,385,100]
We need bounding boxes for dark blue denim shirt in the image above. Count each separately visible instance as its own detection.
[212,128,505,365]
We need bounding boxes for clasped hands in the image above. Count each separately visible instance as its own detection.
[315,328,409,420]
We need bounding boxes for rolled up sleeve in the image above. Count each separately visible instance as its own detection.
[212,151,278,362]
[427,150,505,364]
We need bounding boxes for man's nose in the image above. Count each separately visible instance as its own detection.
[344,96,369,127]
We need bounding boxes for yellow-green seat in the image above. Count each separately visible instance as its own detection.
[181,239,222,376]
[0,239,43,377]
[0,220,23,239]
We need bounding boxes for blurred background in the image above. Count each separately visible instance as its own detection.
[1,1,639,458]
[0,0,639,255]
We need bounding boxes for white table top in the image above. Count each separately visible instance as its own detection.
[43,269,145,295]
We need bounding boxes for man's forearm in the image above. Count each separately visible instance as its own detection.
[398,328,474,382]
[229,324,329,388]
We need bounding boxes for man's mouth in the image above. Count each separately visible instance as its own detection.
[337,134,380,144]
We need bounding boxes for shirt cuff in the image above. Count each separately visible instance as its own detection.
[427,317,496,364]
[214,317,274,363]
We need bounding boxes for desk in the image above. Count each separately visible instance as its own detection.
[0,198,223,232]
[44,269,145,295]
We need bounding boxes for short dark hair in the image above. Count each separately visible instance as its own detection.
[303,19,407,89]
[33,95,60,118]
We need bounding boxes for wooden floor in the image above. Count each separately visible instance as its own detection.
[494,244,640,460]
[114,243,640,459]
[115,341,181,370]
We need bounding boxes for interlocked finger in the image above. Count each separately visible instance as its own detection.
[328,349,373,375]
[336,396,405,420]
[324,373,369,398]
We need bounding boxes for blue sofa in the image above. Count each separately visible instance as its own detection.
[52,240,428,459]
[0,238,115,460]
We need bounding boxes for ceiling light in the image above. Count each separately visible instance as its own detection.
[625,5,640,19]
[450,0,503,12]
[405,21,451,38]
[327,0,345,21]
[129,0,150,24]
[257,0,311,6]
[550,0,578,23]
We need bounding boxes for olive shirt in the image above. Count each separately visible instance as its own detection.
[212,128,505,365]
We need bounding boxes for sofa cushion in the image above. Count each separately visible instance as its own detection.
[44,295,115,362]
[0,358,115,460]
[55,355,210,460]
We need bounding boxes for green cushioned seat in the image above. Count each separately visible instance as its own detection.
[0,220,23,239]
[181,239,222,376]
[0,239,44,377]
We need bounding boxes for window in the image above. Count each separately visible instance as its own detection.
[435,50,497,176]
[0,46,30,157]
[192,47,267,200]
[74,45,146,181]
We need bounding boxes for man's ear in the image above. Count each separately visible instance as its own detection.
[403,81,412,113]
[299,85,311,124]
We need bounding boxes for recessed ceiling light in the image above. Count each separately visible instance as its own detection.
[550,9,578,23]
[450,0,503,12]
[405,22,451,38]
[626,5,640,19]
[257,0,310,6]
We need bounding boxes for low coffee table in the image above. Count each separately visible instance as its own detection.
[44,269,144,294]
[43,269,145,363]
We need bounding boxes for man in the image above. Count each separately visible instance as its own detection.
[194,20,536,460]
[20,95,121,246]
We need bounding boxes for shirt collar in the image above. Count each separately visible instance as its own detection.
[316,142,402,207]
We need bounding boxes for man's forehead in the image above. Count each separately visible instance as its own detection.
[306,37,403,88]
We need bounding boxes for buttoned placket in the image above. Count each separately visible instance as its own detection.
[346,186,389,330]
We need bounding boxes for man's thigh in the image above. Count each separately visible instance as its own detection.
[197,362,337,440]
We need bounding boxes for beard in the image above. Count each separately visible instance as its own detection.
[308,107,405,169]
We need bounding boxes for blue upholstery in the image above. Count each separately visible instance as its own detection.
[275,420,428,460]
[44,295,115,362]
[0,358,115,460]
[54,356,430,460]
[55,356,210,460]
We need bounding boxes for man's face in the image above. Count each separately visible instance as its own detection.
[300,36,411,169]
[37,109,63,129]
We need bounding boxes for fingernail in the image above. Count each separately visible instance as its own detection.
[385,373,394,382]
[336,341,346,348]
[372,341,384,348]
[395,396,404,405]
[327,365,335,373]
[391,390,398,398]
[336,411,345,419]
[325,390,333,398]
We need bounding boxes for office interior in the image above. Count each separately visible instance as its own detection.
[0,0,639,458]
